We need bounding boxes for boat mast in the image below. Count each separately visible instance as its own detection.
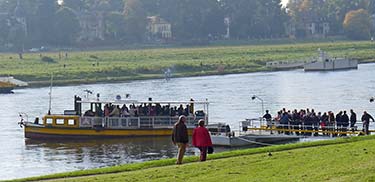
[48,73,53,115]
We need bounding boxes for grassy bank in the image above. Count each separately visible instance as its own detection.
[8,135,375,182]
[1,41,375,87]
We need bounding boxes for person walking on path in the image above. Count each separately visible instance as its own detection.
[361,111,374,135]
[172,115,189,164]
[192,119,212,162]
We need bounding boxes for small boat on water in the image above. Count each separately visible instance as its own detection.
[0,81,15,94]
[304,50,358,71]
[0,77,28,94]
[19,95,209,139]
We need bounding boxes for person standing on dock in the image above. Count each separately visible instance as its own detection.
[341,111,349,136]
[172,115,189,164]
[350,109,357,132]
[263,110,273,134]
[361,111,374,135]
[192,119,212,162]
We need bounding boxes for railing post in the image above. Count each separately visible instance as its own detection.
[138,118,141,128]
[152,117,155,128]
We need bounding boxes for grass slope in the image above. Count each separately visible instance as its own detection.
[8,135,375,182]
[1,41,375,86]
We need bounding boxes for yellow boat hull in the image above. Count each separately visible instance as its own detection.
[25,125,193,139]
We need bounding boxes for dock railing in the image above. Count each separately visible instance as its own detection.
[241,119,372,136]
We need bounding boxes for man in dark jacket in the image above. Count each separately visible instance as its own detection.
[350,109,357,132]
[172,115,188,164]
[361,111,374,135]
[341,111,349,136]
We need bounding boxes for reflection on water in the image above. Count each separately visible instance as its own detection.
[1,63,375,180]
[19,137,230,179]
[24,137,179,168]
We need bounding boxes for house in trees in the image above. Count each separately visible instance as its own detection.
[286,19,330,38]
[286,0,330,38]
[146,16,172,42]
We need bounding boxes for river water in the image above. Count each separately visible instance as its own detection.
[1,64,375,180]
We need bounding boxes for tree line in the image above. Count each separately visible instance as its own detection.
[288,0,375,40]
[0,0,374,52]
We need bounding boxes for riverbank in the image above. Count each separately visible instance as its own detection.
[2,40,375,88]
[8,135,375,182]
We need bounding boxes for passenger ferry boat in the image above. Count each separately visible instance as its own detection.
[19,95,209,139]
[304,50,358,71]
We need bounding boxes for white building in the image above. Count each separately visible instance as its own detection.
[147,16,172,41]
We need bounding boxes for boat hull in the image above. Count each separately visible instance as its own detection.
[24,125,193,139]
[0,87,14,94]
[211,134,301,147]
[304,59,358,71]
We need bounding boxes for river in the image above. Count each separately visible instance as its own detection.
[1,64,375,180]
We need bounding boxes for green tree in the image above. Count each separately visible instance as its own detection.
[253,0,287,38]
[54,7,80,45]
[343,9,371,40]
[123,0,147,42]
[105,12,126,40]
[62,0,86,11]
[0,17,10,45]
[107,0,125,12]
[8,20,27,56]
[222,0,257,39]
[33,0,59,45]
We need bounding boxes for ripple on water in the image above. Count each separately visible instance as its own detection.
[1,63,375,180]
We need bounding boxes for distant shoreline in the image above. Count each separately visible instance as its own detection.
[19,60,374,89]
[3,40,374,89]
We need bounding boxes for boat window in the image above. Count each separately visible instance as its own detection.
[56,119,65,125]
[46,118,53,125]
[68,119,76,125]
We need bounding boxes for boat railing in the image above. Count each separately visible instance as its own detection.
[79,116,198,129]
[241,119,370,135]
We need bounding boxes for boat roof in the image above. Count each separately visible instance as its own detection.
[78,99,209,105]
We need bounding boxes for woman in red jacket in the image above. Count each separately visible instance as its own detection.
[192,119,212,161]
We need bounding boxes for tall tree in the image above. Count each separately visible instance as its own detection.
[105,12,126,40]
[107,0,125,12]
[54,7,80,45]
[62,0,86,11]
[222,0,257,39]
[253,0,287,38]
[33,0,59,45]
[0,18,10,45]
[123,0,147,42]
[343,9,371,40]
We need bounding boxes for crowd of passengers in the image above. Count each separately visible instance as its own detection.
[262,108,375,136]
[83,103,195,118]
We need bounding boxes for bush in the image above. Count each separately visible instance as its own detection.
[41,56,56,63]
[89,55,99,59]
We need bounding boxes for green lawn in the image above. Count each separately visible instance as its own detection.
[1,41,375,86]
[9,135,375,182]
